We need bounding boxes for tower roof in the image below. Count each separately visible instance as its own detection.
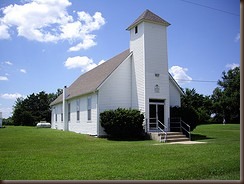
[126,9,170,30]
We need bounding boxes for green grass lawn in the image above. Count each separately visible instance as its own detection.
[0,124,240,180]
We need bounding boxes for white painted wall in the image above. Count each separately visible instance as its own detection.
[98,56,132,112]
[130,23,145,112]
[169,78,181,107]
[98,56,132,136]
[130,21,170,129]
[67,93,97,135]
[144,22,170,128]
[51,103,64,130]
[51,93,98,135]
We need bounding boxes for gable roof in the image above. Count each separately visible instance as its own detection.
[50,49,131,106]
[126,9,170,30]
[169,73,184,95]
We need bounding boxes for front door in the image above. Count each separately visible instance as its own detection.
[149,99,164,131]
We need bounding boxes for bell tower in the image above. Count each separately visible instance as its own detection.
[127,10,171,131]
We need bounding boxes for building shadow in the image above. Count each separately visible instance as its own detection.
[191,133,214,141]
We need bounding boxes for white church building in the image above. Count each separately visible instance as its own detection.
[50,9,183,136]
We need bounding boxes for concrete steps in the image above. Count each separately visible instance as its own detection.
[149,132,190,143]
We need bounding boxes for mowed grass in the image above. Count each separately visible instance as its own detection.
[0,124,240,180]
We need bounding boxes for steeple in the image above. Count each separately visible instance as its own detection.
[126,9,170,30]
[128,9,171,129]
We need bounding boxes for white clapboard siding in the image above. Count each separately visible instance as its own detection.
[169,78,181,107]
[130,23,145,112]
[98,56,132,112]
[97,55,132,136]
[67,93,98,135]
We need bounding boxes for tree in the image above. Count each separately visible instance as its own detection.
[171,88,213,131]
[2,117,13,125]
[171,67,240,129]
[211,67,240,123]
[12,89,62,126]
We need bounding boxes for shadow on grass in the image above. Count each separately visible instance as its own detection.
[105,134,151,142]
[191,133,214,141]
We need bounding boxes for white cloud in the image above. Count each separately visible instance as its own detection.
[0,76,8,81]
[169,66,192,84]
[5,61,13,65]
[64,56,105,72]
[0,0,105,51]
[235,33,240,42]
[64,56,96,72]
[68,35,97,51]
[0,23,10,39]
[226,63,239,69]
[0,93,23,100]
[77,11,105,31]
[20,69,27,73]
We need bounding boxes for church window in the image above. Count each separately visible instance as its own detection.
[87,97,92,121]
[135,26,138,34]
[68,103,71,122]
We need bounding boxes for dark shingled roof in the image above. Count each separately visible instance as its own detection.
[50,49,131,106]
[126,9,170,30]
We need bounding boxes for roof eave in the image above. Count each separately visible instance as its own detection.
[169,73,184,95]
[126,19,170,31]
[50,90,98,107]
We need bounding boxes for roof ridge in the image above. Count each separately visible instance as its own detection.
[126,9,170,30]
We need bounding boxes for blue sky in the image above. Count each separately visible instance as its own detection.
[0,0,240,118]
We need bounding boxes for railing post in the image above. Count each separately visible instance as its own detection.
[168,118,170,132]
[189,125,191,140]
[180,118,182,133]
[146,118,148,132]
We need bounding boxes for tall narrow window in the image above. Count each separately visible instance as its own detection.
[76,99,80,121]
[135,26,138,34]
[54,107,57,122]
[87,97,92,121]
[53,107,58,122]
[68,103,71,122]
[61,106,63,122]
[77,111,80,121]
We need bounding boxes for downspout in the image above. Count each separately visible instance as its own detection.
[63,86,67,131]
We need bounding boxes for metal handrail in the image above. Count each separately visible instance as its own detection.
[147,118,168,143]
[158,120,167,143]
[180,119,191,140]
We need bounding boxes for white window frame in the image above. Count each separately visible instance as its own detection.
[76,99,80,122]
[87,96,92,121]
[68,103,71,122]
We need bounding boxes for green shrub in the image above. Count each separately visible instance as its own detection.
[100,108,144,139]
[170,106,198,131]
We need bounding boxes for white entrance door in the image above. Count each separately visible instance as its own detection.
[149,99,164,131]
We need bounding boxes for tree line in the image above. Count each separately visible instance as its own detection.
[3,89,62,126]
[3,67,240,129]
[171,66,240,130]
